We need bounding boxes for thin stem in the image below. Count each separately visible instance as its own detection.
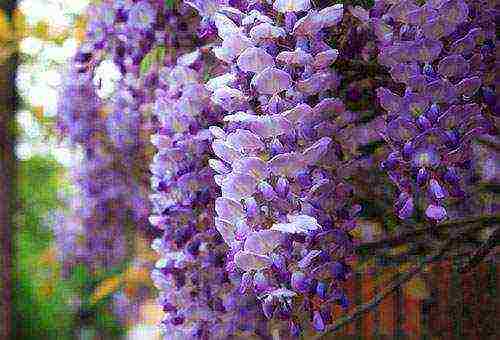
[357,215,499,254]
[459,226,500,273]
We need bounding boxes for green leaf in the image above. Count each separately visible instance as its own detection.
[165,0,175,9]
[139,45,166,76]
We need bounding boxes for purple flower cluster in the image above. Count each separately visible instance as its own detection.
[183,1,363,335]
[369,0,495,221]
[54,1,163,271]
[53,144,150,272]
[148,48,270,337]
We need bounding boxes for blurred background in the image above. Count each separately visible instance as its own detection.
[1,1,161,338]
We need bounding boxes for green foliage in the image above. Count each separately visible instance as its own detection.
[165,0,175,9]
[13,156,73,339]
[140,45,166,76]
[12,156,125,339]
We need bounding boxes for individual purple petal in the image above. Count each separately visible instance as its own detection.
[348,5,369,22]
[206,73,237,92]
[417,114,432,130]
[209,158,232,174]
[259,181,278,201]
[221,173,258,201]
[212,139,243,164]
[407,5,438,26]
[250,115,293,138]
[371,19,394,45]
[456,76,481,98]
[387,0,419,23]
[422,16,457,40]
[276,48,314,66]
[316,282,328,299]
[128,1,156,30]
[437,104,479,129]
[209,126,227,139]
[271,214,322,234]
[312,310,325,332]
[417,168,430,186]
[398,195,414,219]
[302,137,331,165]
[269,152,307,177]
[319,4,344,27]
[293,10,323,36]
[215,218,238,245]
[291,271,311,293]
[437,54,469,79]
[253,271,270,292]
[252,67,293,95]
[211,86,248,111]
[390,63,419,84]
[237,47,275,74]
[429,178,446,200]
[177,50,201,67]
[297,72,339,95]
[213,13,240,39]
[439,0,468,24]
[214,33,254,62]
[273,0,311,13]
[426,78,458,104]
[298,250,322,269]
[313,49,339,69]
[262,296,275,319]
[377,87,404,114]
[413,38,443,63]
[215,197,245,224]
[235,219,252,241]
[242,10,274,26]
[234,251,272,271]
[240,271,253,293]
[244,197,259,219]
[290,320,301,337]
[443,167,460,184]
[275,177,289,197]
[282,103,313,123]
[244,230,283,255]
[249,22,286,42]
[386,118,418,142]
[425,204,447,221]
[404,91,430,116]
[227,129,266,154]
[233,157,270,180]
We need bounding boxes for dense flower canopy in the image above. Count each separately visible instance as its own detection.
[55,0,497,338]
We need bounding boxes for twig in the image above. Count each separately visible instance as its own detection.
[312,238,454,339]
[459,226,500,273]
[357,215,499,254]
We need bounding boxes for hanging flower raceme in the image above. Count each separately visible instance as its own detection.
[149,46,269,338]
[368,0,496,222]
[187,1,361,336]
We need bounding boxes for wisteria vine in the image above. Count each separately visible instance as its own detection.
[55,0,497,338]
